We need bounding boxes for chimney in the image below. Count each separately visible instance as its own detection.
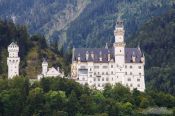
[105,43,108,49]
[91,51,94,60]
[132,52,136,63]
[78,53,81,61]
[141,53,145,63]
[108,50,110,61]
[99,51,102,61]
[86,51,89,61]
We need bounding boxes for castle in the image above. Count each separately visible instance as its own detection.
[37,59,64,80]
[71,20,145,91]
[6,19,145,92]
[7,43,63,80]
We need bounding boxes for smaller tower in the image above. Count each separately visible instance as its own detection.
[7,42,20,79]
[42,59,48,76]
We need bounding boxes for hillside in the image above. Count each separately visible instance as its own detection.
[127,9,175,95]
[0,0,174,50]
[0,0,90,47]
[67,0,175,48]
[0,20,70,79]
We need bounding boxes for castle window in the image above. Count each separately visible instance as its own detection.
[112,78,113,81]
[138,66,141,69]
[111,65,113,68]
[103,66,108,69]
[102,78,104,81]
[137,84,140,87]
[111,71,113,74]
[81,66,86,69]
[94,78,96,81]
[79,69,88,75]
[106,78,109,81]
[139,73,141,75]
[94,66,99,69]
[137,79,140,82]
[102,72,104,75]
[125,65,127,68]
[130,66,132,69]
[98,78,100,81]
[90,75,92,77]
[125,72,127,75]
[130,84,133,87]
[130,72,132,75]
[128,78,131,81]
[126,83,128,86]
[106,72,108,75]
[120,50,121,52]
[94,72,96,75]
[83,78,85,81]
[98,84,100,87]
[90,68,92,71]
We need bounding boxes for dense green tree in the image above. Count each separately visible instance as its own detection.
[66,91,80,116]
[27,87,45,115]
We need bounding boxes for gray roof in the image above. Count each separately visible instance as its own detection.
[73,47,143,63]
[9,42,18,47]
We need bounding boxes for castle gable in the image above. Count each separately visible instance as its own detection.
[47,67,60,76]
[125,48,142,63]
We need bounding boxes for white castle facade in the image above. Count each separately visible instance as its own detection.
[71,20,145,91]
[7,42,20,79]
[37,60,64,80]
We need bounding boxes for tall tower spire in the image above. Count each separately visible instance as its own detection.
[7,42,20,79]
[114,18,126,64]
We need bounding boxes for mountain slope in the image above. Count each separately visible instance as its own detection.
[0,0,174,50]
[127,9,175,95]
[0,0,90,46]
[0,20,69,79]
[66,0,175,48]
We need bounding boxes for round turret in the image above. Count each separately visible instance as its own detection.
[42,59,48,76]
[8,42,19,52]
[42,59,48,66]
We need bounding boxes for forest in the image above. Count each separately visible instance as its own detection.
[127,9,175,96]
[0,77,174,116]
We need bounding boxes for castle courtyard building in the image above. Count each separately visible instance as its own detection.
[71,20,145,91]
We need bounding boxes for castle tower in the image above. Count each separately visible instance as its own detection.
[42,59,48,76]
[113,19,126,84]
[7,42,20,79]
[114,19,126,64]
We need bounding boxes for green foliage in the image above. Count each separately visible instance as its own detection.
[0,77,174,115]
[128,9,175,95]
